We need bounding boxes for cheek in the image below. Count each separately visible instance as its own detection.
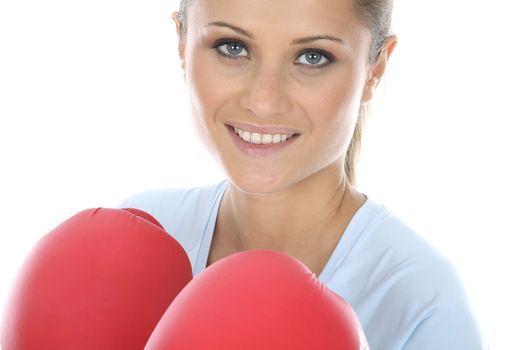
[185,48,236,138]
[186,41,247,113]
[184,50,222,154]
[187,53,221,121]
[304,71,364,140]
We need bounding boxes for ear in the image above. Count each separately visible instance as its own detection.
[172,11,186,71]
[361,35,397,104]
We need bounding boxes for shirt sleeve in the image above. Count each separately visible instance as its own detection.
[401,266,488,350]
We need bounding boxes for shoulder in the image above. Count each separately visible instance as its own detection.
[352,199,459,289]
[334,198,486,349]
[118,180,228,251]
[335,197,456,289]
[119,180,228,216]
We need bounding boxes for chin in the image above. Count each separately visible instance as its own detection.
[226,166,314,196]
[227,171,288,195]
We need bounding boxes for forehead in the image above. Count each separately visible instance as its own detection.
[187,0,370,44]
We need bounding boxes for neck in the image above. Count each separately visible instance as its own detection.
[216,163,366,266]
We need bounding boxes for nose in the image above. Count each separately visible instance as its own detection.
[239,64,293,118]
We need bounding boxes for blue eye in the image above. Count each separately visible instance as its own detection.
[296,50,333,69]
[214,40,249,59]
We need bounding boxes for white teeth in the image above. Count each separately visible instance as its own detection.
[251,133,262,144]
[233,127,295,145]
[241,130,251,142]
[262,134,273,144]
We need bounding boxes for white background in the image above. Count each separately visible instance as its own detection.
[1,0,523,348]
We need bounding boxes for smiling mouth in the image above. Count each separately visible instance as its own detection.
[228,125,300,145]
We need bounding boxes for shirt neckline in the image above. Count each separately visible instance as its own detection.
[194,180,383,283]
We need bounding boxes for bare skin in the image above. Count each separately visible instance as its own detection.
[174,0,396,276]
[208,176,367,276]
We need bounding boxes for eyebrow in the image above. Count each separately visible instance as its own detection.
[205,21,346,46]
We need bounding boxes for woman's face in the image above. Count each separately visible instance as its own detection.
[179,0,376,193]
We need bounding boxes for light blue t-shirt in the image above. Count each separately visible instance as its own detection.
[119,180,486,350]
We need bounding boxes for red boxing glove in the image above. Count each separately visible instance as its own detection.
[1,208,192,350]
[145,249,369,350]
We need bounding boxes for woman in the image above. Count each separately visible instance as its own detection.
[120,0,486,348]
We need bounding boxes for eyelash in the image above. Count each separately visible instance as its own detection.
[210,38,336,70]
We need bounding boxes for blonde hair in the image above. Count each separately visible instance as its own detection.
[177,0,393,186]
